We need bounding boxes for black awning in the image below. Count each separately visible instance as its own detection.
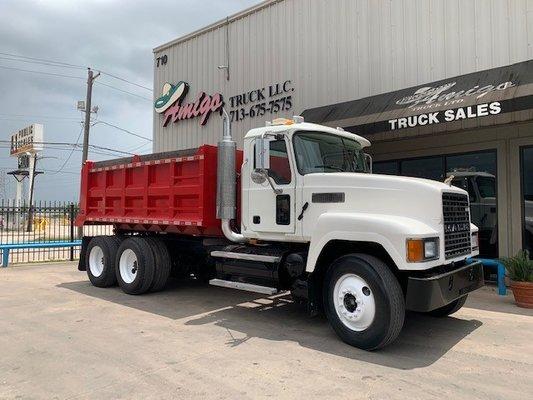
[302,60,533,139]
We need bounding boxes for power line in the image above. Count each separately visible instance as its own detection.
[40,169,80,176]
[0,118,78,123]
[50,125,84,175]
[95,81,152,101]
[0,51,86,69]
[95,120,152,141]
[128,141,152,153]
[0,145,124,158]
[0,51,152,92]
[98,70,153,92]
[0,140,135,156]
[0,113,79,120]
[0,55,85,70]
[0,64,85,80]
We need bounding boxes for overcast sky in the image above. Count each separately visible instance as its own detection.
[0,0,259,202]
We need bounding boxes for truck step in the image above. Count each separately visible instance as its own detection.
[210,250,281,263]
[209,279,279,295]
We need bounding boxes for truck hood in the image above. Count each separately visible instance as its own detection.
[303,172,468,227]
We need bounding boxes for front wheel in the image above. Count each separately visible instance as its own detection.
[324,254,405,350]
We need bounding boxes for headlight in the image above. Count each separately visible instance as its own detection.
[406,238,440,262]
[471,232,479,250]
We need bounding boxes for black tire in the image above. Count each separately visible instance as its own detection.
[85,236,120,287]
[427,295,468,317]
[324,253,405,350]
[115,237,156,295]
[145,237,171,292]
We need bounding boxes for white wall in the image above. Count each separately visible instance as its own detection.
[153,0,533,152]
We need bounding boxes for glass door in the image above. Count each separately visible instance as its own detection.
[521,146,533,258]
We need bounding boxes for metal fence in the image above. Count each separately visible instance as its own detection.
[0,199,112,265]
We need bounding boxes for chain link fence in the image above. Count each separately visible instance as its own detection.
[0,199,112,265]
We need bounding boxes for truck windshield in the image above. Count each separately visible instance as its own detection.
[293,131,367,174]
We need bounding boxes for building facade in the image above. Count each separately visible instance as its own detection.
[153,0,533,263]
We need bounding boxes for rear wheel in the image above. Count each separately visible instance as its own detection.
[86,236,119,287]
[116,237,155,295]
[324,253,405,350]
[145,237,171,292]
[427,295,468,317]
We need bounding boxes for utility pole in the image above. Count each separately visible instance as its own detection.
[78,68,100,238]
[26,153,37,232]
[81,68,100,166]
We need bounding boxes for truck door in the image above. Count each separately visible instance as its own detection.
[247,138,296,234]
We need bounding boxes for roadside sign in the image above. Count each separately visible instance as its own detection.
[10,124,44,156]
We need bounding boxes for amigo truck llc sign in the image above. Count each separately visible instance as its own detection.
[228,80,294,122]
[154,81,223,126]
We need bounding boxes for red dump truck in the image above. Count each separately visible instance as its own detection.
[76,112,483,350]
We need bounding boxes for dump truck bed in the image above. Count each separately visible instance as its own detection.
[76,145,242,237]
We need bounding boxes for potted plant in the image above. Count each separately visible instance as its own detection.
[501,250,533,308]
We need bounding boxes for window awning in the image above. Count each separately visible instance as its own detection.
[301,60,533,141]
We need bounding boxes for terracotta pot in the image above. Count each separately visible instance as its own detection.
[510,281,533,308]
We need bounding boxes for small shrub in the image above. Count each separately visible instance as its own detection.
[500,250,533,282]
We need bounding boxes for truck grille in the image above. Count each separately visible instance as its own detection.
[442,192,471,259]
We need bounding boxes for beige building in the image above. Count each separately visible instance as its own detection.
[153,0,533,264]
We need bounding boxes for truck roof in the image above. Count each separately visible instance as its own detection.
[244,121,371,148]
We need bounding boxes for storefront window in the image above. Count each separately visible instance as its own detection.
[373,161,399,175]
[446,151,498,258]
[401,156,444,181]
[521,147,533,258]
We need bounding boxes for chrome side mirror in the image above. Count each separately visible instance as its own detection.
[255,138,270,170]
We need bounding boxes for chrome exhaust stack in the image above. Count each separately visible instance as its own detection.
[217,108,246,243]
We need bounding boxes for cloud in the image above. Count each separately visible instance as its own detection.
[0,0,259,201]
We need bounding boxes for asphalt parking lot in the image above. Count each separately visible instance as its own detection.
[0,262,532,400]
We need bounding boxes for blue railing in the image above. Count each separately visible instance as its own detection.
[467,257,506,295]
[0,241,82,268]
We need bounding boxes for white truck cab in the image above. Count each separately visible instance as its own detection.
[241,119,479,269]
[212,116,483,350]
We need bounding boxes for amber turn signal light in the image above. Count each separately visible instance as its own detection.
[406,239,425,262]
[406,237,440,262]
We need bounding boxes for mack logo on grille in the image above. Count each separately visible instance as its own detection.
[442,192,471,259]
[444,223,470,233]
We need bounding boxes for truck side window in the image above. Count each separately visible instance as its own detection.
[254,139,292,184]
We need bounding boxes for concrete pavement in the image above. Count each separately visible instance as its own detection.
[0,262,532,399]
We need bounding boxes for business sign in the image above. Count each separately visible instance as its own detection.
[302,59,533,137]
[154,81,223,127]
[228,80,294,122]
[388,101,502,130]
[10,124,43,156]
[395,81,515,110]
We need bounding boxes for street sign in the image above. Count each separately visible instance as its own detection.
[10,124,44,156]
